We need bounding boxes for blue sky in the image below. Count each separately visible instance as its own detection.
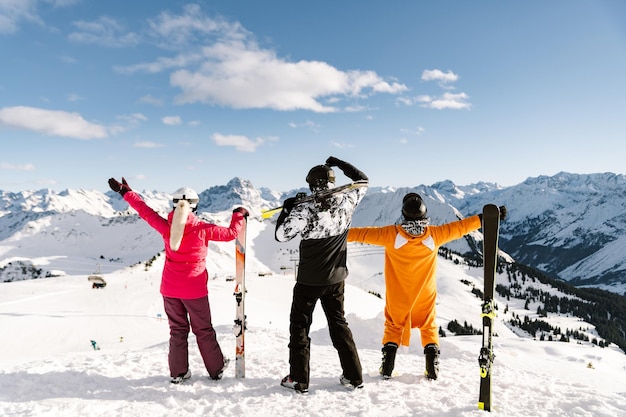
[1,0,625,194]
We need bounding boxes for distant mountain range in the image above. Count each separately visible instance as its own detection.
[1,171,625,295]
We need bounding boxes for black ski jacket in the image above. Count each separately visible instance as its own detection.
[275,167,368,286]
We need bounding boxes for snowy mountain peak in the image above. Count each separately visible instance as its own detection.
[1,171,625,293]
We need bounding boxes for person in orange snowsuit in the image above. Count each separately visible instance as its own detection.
[348,192,506,380]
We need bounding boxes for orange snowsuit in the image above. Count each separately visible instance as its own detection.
[348,215,481,348]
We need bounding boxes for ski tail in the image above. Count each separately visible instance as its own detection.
[233,217,247,378]
[478,204,501,412]
[260,180,368,219]
[261,207,282,219]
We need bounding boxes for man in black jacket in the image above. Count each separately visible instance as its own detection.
[275,156,368,394]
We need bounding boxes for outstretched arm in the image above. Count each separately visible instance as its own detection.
[108,177,169,235]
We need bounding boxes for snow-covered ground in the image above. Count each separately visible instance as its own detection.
[1,245,625,417]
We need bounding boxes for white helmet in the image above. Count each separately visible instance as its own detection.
[172,187,199,210]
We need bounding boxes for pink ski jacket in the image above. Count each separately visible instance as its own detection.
[124,191,245,299]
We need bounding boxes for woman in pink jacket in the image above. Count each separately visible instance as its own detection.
[108,177,248,384]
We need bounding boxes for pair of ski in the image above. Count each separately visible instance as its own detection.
[260,180,368,219]
[232,180,367,378]
[478,204,501,412]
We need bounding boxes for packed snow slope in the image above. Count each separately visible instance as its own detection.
[1,218,625,417]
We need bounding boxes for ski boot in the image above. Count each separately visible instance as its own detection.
[211,358,230,380]
[170,369,191,384]
[281,375,309,394]
[339,374,364,389]
[379,342,398,379]
[424,343,440,380]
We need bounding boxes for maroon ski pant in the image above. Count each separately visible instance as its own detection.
[163,296,224,379]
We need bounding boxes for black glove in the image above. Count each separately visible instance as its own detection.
[108,177,132,196]
[478,206,507,223]
[324,156,368,182]
[499,206,507,221]
[283,197,297,213]
[233,207,249,218]
[325,156,342,167]
[275,197,297,231]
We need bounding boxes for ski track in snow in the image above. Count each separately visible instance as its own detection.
[1,263,626,416]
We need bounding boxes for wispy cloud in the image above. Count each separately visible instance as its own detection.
[138,94,163,106]
[108,113,147,135]
[68,16,139,47]
[146,4,244,49]
[0,0,80,34]
[47,0,82,7]
[66,93,82,102]
[133,141,164,149]
[0,162,35,171]
[0,1,43,34]
[417,92,471,110]
[400,126,425,136]
[330,141,354,149]
[162,116,182,125]
[288,120,320,132]
[114,5,407,113]
[211,133,277,152]
[59,55,77,64]
[0,106,107,139]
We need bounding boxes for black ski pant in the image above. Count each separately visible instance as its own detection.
[288,281,363,388]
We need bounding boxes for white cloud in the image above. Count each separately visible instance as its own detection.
[421,69,459,84]
[146,4,245,48]
[211,133,274,152]
[289,120,320,132]
[0,162,35,171]
[0,0,43,34]
[0,106,107,139]
[66,93,82,102]
[330,141,354,149]
[45,0,81,6]
[108,113,147,135]
[162,116,182,125]
[169,41,407,112]
[68,16,139,47]
[0,0,83,34]
[59,55,77,64]
[399,93,471,110]
[133,141,164,149]
[138,95,163,106]
[400,127,425,136]
[425,92,471,110]
[115,52,204,74]
[116,5,407,113]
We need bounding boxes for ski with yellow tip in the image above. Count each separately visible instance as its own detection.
[478,204,500,412]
